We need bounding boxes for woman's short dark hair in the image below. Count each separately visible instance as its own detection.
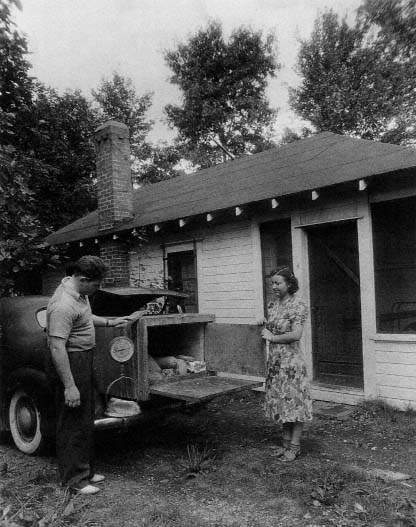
[270,267,299,295]
[68,255,108,281]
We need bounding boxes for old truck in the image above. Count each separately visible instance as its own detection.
[0,287,261,455]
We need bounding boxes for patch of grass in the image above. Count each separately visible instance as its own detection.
[356,398,401,418]
[140,503,236,527]
[184,442,216,477]
[353,398,416,443]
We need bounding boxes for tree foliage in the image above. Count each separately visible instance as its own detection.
[92,73,154,181]
[27,85,98,229]
[290,3,416,144]
[0,1,97,294]
[357,0,416,144]
[93,71,182,185]
[164,21,279,167]
[0,0,46,295]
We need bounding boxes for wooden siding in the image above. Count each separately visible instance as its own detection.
[374,340,416,409]
[130,245,164,289]
[198,222,257,324]
[128,221,258,324]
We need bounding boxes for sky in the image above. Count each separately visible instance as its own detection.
[15,0,363,143]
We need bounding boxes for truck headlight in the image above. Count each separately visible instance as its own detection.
[109,336,134,363]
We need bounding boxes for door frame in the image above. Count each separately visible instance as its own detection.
[306,219,363,387]
[291,196,377,402]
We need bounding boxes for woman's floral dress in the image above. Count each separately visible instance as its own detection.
[264,295,313,423]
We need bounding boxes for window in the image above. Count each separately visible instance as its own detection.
[167,250,198,312]
[372,196,416,333]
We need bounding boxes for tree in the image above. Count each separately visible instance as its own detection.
[0,0,57,295]
[93,72,184,185]
[164,21,279,167]
[26,85,98,229]
[357,0,416,144]
[0,1,100,294]
[278,127,313,145]
[0,0,32,146]
[290,4,416,144]
[133,143,182,185]
[92,72,154,181]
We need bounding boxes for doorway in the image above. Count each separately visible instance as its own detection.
[307,221,363,388]
[167,250,198,312]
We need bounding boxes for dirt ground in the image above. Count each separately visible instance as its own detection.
[1,391,416,527]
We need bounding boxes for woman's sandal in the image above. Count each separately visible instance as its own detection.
[270,439,291,457]
[280,442,301,462]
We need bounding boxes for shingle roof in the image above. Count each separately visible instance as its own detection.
[46,132,416,245]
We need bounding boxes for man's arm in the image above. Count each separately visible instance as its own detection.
[49,336,80,408]
[92,313,144,328]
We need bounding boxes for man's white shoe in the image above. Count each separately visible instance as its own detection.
[90,474,105,484]
[78,484,100,495]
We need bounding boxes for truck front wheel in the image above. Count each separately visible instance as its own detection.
[9,388,46,455]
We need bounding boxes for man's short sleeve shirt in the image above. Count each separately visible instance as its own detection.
[47,277,95,352]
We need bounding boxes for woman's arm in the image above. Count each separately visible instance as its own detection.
[261,325,303,344]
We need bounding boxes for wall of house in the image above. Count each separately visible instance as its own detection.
[127,187,416,410]
[197,221,258,324]
[127,220,265,377]
[129,220,259,323]
[372,337,416,409]
[130,243,165,289]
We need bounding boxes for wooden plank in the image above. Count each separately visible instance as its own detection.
[201,290,255,301]
[203,262,253,276]
[203,308,255,319]
[141,314,215,326]
[203,244,252,258]
[149,375,263,402]
[378,385,416,402]
[203,254,253,268]
[203,273,253,284]
[377,362,416,377]
[376,350,416,364]
[377,374,416,390]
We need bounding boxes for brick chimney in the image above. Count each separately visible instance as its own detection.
[94,121,133,287]
[94,121,133,229]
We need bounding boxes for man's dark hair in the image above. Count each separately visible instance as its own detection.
[69,255,108,281]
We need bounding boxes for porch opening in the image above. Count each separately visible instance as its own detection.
[372,195,416,334]
[307,221,363,388]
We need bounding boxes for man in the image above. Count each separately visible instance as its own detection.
[46,255,130,495]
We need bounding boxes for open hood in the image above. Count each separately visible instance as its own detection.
[90,287,188,317]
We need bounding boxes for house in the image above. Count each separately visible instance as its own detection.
[45,120,416,409]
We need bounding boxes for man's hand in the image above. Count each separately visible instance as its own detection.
[64,385,80,407]
[112,317,130,328]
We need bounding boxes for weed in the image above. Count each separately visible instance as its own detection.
[184,442,216,476]
[355,398,399,418]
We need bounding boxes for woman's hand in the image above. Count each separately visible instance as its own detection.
[256,317,267,326]
[261,328,274,342]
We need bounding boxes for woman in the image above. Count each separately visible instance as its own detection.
[261,267,312,461]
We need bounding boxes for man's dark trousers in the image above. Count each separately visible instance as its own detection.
[53,350,95,488]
